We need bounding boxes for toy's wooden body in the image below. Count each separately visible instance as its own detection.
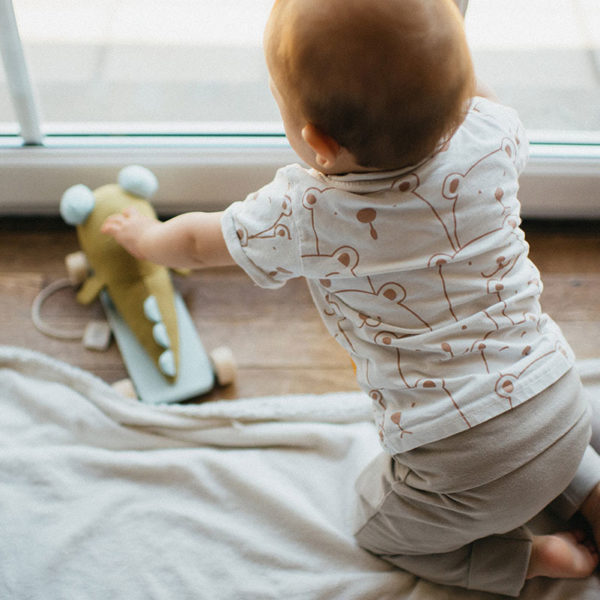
[100,290,215,404]
[60,166,234,403]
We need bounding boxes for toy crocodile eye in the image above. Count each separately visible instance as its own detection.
[118,165,158,199]
[60,184,96,225]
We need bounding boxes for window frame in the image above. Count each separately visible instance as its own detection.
[1,133,598,218]
[1,0,599,219]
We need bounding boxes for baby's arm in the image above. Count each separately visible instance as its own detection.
[101,208,235,269]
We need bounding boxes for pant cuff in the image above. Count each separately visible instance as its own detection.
[468,529,532,597]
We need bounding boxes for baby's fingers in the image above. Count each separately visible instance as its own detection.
[101,213,125,235]
[122,206,140,218]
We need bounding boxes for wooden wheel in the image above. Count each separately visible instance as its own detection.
[209,346,236,386]
[112,378,137,399]
[65,251,90,285]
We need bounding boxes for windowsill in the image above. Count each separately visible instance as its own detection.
[0,134,598,218]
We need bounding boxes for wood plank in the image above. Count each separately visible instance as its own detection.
[1,217,599,401]
[200,367,360,402]
[198,319,351,369]
[525,220,600,274]
[539,274,600,321]
[554,322,600,360]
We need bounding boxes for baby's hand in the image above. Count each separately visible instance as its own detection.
[101,207,159,260]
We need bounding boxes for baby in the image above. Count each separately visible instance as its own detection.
[102,0,600,595]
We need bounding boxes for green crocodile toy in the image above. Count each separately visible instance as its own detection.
[60,166,235,403]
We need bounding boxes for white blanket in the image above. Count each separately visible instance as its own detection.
[1,346,600,600]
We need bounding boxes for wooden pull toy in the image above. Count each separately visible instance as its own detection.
[60,165,235,403]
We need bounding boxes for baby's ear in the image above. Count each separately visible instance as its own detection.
[301,124,341,169]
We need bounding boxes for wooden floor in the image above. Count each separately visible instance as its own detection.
[1,217,599,403]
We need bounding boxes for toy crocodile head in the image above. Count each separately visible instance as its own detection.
[60,166,180,382]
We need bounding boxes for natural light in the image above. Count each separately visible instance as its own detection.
[0,0,598,217]
[2,0,599,132]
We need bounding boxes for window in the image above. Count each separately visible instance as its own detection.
[464,0,600,218]
[2,0,280,130]
[465,0,600,135]
[1,0,599,217]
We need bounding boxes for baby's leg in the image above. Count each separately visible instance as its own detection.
[354,443,591,596]
[576,389,600,557]
[354,453,534,596]
[553,389,600,546]
[581,482,600,552]
[371,528,598,592]
[355,384,592,596]
[522,385,600,579]
[519,384,600,580]
[588,386,600,450]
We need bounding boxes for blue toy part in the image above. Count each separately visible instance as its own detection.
[152,323,170,348]
[60,184,96,225]
[100,290,215,404]
[158,350,176,378]
[118,165,159,199]
[143,295,162,323]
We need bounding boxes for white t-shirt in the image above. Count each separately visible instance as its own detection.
[222,97,575,454]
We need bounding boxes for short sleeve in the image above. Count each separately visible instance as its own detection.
[473,97,530,176]
[513,117,529,176]
[221,168,303,289]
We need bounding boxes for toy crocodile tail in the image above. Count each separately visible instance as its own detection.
[106,265,180,383]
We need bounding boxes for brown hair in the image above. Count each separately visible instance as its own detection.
[266,0,475,169]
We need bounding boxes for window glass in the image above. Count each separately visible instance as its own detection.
[0,8,21,133]
[2,0,599,137]
[465,0,600,134]
[0,68,19,132]
[6,0,279,130]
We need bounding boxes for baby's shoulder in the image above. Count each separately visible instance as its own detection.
[271,163,324,193]
[438,97,528,174]
[467,97,523,133]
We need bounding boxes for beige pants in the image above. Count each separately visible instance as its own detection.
[354,369,592,597]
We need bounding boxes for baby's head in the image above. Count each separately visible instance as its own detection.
[265,0,475,172]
